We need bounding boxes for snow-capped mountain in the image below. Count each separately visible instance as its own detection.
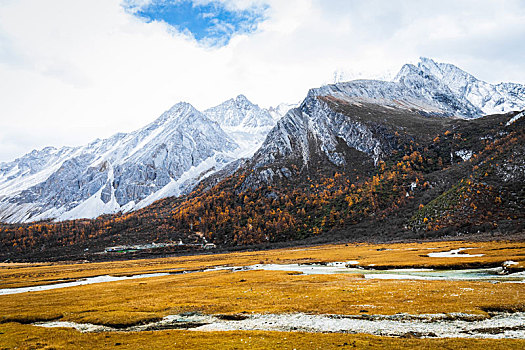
[1,58,524,224]
[315,58,525,119]
[241,58,525,187]
[245,93,384,188]
[204,95,278,157]
[0,98,275,223]
[205,95,274,129]
[410,57,525,115]
[312,64,485,119]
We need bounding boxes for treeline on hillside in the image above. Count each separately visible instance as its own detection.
[410,130,525,233]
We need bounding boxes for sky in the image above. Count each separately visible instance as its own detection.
[1,0,524,162]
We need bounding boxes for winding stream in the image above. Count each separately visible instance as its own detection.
[4,260,525,339]
[0,273,170,296]
[249,263,525,282]
[1,263,524,296]
[35,312,525,339]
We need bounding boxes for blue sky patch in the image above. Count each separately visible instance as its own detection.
[124,0,268,46]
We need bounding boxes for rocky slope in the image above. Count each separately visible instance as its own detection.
[0,98,283,223]
[410,57,525,115]
[0,58,523,229]
[240,58,525,189]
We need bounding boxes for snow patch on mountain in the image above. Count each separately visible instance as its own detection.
[133,151,235,211]
[507,111,525,126]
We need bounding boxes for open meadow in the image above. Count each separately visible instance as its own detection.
[1,240,525,349]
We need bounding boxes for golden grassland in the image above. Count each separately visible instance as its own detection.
[2,323,525,350]
[1,240,525,349]
[1,240,524,289]
[1,270,524,327]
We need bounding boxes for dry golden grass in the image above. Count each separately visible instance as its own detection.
[1,269,524,327]
[1,240,524,289]
[1,323,525,350]
[1,240,525,349]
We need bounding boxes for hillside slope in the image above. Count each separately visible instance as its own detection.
[0,97,289,224]
[1,102,523,261]
[1,58,524,261]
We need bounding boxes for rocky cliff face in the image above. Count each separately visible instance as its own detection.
[0,102,241,223]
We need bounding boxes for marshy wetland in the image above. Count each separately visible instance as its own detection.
[1,240,525,349]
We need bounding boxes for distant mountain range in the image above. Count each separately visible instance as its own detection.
[1,57,524,225]
[0,97,291,223]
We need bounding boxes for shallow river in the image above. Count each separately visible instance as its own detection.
[35,311,525,339]
[1,263,523,296]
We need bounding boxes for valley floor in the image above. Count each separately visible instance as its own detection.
[1,240,524,349]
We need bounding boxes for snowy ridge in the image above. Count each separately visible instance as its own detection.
[311,70,481,118]
[506,111,525,126]
[242,58,525,187]
[268,102,299,122]
[308,58,525,119]
[205,95,274,129]
[204,95,283,158]
[0,97,279,223]
[394,57,525,116]
[1,58,524,223]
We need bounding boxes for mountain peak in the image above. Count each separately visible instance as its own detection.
[152,101,203,126]
[418,57,475,84]
[418,56,438,67]
[388,58,525,116]
[393,63,420,82]
[167,101,196,114]
[234,94,251,104]
[0,97,238,223]
[205,95,274,129]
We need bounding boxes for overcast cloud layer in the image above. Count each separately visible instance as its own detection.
[1,0,524,162]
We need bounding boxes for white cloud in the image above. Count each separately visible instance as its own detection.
[0,0,524,162]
